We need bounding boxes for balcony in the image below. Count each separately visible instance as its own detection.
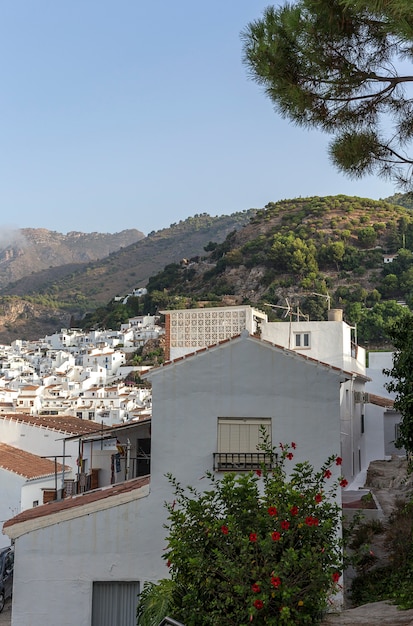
[213,452,276,472]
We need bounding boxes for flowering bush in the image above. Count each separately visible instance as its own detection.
[137,443,347,625]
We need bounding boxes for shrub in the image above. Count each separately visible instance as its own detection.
[138,443,346,625]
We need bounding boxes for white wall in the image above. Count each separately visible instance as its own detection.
[10,487,163,626]
[0,470,23,548]
[0,418,81,472]
[20,474,68,511]
[7,335,345,626]
[261,319,365,374]
[149,335,344,491]
[365,351,405,461]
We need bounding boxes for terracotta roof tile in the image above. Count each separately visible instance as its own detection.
[0,413,109,435]
[368,393,395,408]
[0,443,67,479]
[143,332,369,382]
[4,475,150,529]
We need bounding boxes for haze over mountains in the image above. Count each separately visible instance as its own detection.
[0,211,253,342]
[0,227,145,290]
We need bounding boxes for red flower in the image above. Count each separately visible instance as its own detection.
[286,452,294,460]
[249,532,258,542]
[279,442,284,451]
[271,531,281,541]
[254,599,264,610]
[166,560,171,568]
[315,493,323,503]
[291,441,296,449]
[290,505,299,516]
[340,478,348,488]
[313,517,319,526]
[255,469,262,477]
[271,576,281,588]
[336,456,342,466]
[281,520,290,530]
[305,516,316,526]
[268,506,278,516]
[221,525,229,535]
[324,469,332,479]
[332,572,341,583]
[251,583,261,593]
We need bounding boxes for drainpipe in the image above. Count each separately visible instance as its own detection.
[125,439,131,480]
[61,439,66,499]
[350,374,356,478]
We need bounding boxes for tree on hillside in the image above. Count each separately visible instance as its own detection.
[385,311,413,455]
[242,0,413,189]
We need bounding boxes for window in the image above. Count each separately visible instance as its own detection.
[215,418,273,471]
[88,411,95,420]
[294,332,310,348]
[92,581,139,626]
[395,422,401,442]
[361,413,365,434]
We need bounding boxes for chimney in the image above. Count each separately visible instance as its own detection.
[328,308,343,322]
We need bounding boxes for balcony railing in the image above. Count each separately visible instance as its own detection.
[213,452,276,472]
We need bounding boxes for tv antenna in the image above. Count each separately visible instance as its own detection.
[311,292,331,310]
[264,299,292,319]
[265,299,309,321]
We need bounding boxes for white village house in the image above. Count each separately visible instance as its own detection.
[0,414,109,547]
[4,331,349,626]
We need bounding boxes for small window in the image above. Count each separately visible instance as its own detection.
[395,422,401,441]
[294,332,310,349]
[92,581,139,626]
[33,500,39,507]
[215,417,273,471]
[361,414,365,434]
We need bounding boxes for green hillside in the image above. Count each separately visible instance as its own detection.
[123,195,413,346]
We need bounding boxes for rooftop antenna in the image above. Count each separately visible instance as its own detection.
[311,292,331,310]
[264,298,292,319]
[295,306,309,322]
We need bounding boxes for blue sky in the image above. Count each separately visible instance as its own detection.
[0,1,397,236]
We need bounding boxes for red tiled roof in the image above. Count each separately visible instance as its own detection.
[4,475,150,529]
[0,413,109,435]
[0,443,67,479]
[142,332,370,382]
[368,393,395,408]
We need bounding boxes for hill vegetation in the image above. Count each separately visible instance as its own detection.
[101,195,413,347]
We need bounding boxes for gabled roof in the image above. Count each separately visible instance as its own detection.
[142,331,370,382]
[0,413,109,435]
[0,443,67,480]
[4,476,150,539]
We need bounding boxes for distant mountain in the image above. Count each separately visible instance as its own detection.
[0,211,254,342]
[0,227,144,290]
